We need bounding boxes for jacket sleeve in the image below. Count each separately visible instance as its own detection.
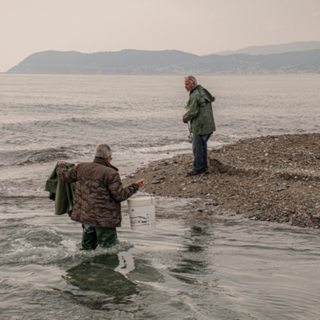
[183,96,199,122]
[106,172,139,202]
[56,164,78,183]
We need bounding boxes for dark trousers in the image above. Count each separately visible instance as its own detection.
[192,133,212,173]
[81,224,117,250]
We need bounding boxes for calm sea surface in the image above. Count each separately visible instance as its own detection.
[0,74,320,319]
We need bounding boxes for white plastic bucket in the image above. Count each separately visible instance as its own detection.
[127,196,156,230]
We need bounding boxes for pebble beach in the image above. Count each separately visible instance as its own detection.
[124,133,320,229]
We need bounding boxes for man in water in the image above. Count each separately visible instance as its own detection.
[56,144,144,250]
[183,76,216,176]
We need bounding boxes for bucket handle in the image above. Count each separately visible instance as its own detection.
[150,194,156,205]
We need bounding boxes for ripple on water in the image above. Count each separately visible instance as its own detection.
[0,197,320,319]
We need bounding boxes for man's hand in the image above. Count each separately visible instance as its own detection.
[57,161,65,165]
[136,179,145,188]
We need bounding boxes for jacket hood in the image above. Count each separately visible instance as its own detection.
[190,85,215,103]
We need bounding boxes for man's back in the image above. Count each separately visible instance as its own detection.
[56,157,139,228]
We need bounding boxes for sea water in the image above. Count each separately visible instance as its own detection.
[0,74,320,319]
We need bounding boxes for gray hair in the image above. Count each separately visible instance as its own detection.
[95,144,112,159]
[184,75,197,85]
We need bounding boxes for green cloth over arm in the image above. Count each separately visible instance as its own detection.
[45,162,76,215]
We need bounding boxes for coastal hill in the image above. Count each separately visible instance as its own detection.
[214,41,320,56]
[7,50,199,74]
[7,48,320,75]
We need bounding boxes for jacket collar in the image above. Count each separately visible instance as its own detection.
[94,157,119,171]
[189,84,201,95]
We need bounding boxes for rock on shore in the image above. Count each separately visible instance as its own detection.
[123,134,320,229]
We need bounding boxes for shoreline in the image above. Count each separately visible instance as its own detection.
[123,133,320,229]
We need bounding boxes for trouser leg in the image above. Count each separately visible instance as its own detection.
[81,224,98,250]
[96,227,118,248]
[193,133,212,172]
[192,134,202,172]
[202,133,212,170]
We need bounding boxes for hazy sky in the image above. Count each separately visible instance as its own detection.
[1,0,320,72]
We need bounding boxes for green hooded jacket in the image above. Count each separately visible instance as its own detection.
[45,162,76,215]
[183,85,216,135]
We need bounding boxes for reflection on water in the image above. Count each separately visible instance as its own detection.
[65,254,137,301]
[64,250,164,311]
[1,197,320,319]
[170,225,210,285]
[2,197,320,319]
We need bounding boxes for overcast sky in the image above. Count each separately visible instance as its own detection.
[1,0,320,72]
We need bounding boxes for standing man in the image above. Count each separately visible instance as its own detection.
[56,144,144,250]
[183,76,216,176]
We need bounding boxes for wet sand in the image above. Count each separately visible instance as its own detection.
[124,133,320,229]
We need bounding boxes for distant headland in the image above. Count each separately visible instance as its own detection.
[7,41,320,75]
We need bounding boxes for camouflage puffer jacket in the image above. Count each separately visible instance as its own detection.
[56,157,139,228]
